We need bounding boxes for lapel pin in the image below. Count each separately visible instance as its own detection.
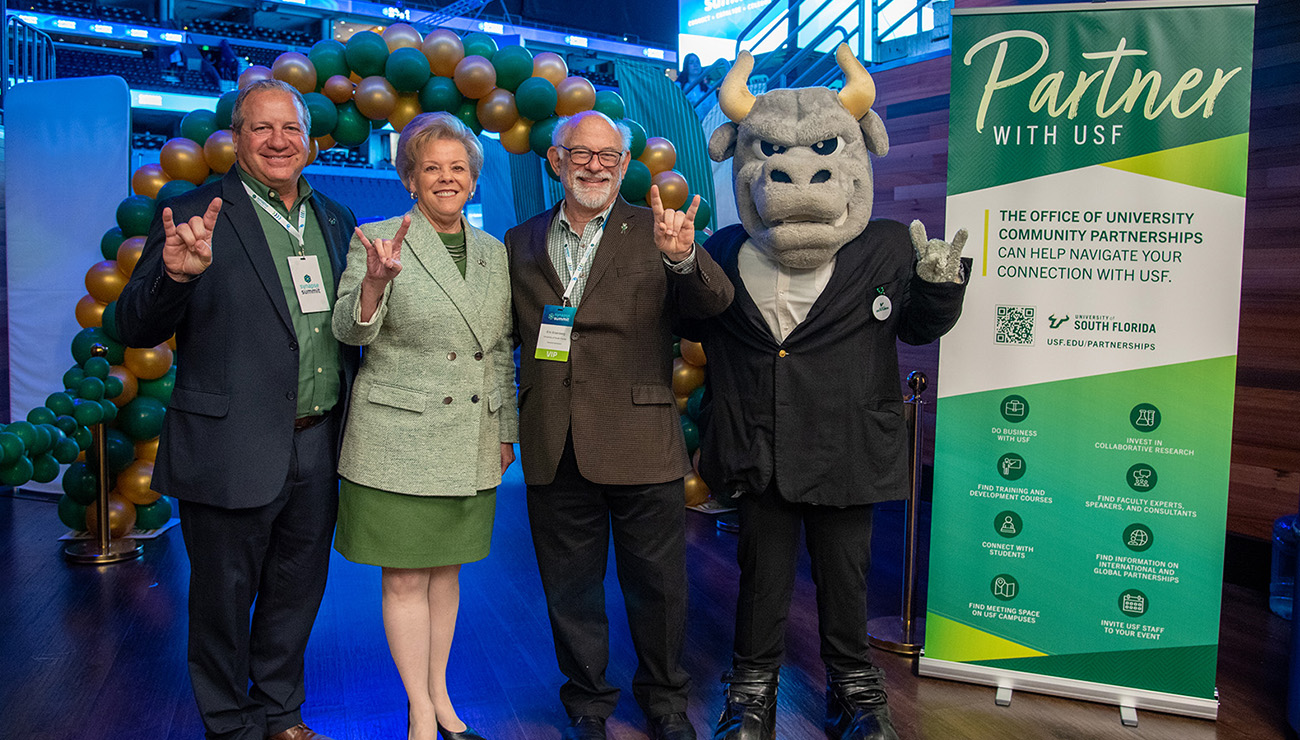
[621,223,628,234]
[478,258,487,267]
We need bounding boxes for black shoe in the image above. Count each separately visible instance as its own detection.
[561,715,607,740]
[712,669,777,740]
[824,667,900,740]
[649,712,697,740]
[437,721,487,740]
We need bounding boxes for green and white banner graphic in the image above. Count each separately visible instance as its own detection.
[921,0,1255,718]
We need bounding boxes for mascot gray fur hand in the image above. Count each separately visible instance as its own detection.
[709,44,965,283]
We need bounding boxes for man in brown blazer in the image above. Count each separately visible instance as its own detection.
[506,111,733,740]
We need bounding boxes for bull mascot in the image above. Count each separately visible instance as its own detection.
[686,44,970,740]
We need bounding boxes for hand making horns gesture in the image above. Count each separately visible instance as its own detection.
[161,197,222,282]
[649,185,700,262]
[357,214,409,287]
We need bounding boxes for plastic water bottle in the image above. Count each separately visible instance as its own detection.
[1271,514,1297,620]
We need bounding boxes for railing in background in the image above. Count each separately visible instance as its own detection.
[4,15,57,111]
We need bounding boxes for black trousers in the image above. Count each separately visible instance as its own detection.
[732,486,876,675]
[178,414,339,740]
[526,434,691,720]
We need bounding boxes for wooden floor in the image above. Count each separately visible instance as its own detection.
[0,465,1293,740]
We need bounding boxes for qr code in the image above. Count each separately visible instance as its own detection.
[995,306,1035,345]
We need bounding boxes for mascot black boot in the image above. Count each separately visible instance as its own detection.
[824,668,899,740]
[713,669,778,740]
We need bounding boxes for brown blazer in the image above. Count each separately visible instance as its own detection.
[506,198,734,486]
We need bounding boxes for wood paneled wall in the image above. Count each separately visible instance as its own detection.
[874,0,1299,540]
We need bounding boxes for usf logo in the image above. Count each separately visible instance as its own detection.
[1048,314,1069,328]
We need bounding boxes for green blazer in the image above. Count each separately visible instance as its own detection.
[333,209,518,496]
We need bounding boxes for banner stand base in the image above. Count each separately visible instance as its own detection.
[917,655,1219,721]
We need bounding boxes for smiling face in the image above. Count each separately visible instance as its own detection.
[407,137,474,232]
[231,88,309,201]
[549,113,629,218]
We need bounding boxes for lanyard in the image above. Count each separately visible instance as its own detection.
[561,219,606,306]
[243,182,307,255]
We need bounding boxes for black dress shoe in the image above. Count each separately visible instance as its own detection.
[437,721,487,740]
[649,712,697,740]
[713,669,777,740]
[824,667,900,740]
[561,715,607,740]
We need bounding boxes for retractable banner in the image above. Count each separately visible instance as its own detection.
[921,0,1255,718]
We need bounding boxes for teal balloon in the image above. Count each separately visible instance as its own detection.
[455,100,482,135]
[71,327,125,365]
[594,90,625,120]
[119,397,167,442]
[27,425,52,456]
[515,77,557,122]
[46,392,76,417]
[157,179,197,204]
[54,415,79,436]
[686,386,706,420]
[31,453,59,484]
[5,421,38,449]
[386,47,431,93]
[624,118,647,159]
[345,31,389,79]
[0,432,23,466]
[73,425,92,451]
[0,456,33,487]
[99,399,119,424]
[106,429,135,474]
[138,367,176,405]
[332,101,371,147]
[63,462,98,504]
[214,89,239,130]
[135,496,174,529]
[371,117,389,130]
[544,159,560,182]
[492,45,533,92]
[58,494,88,531]
[52,437,80,465]
[27,406,57,426]
[63,366,86,391]
[100,302,121,342]
[101,227,125,261]
[204,173,223,185]
[309,39,350,84]
[304,92,338,138]
[116,195,156,237]
[693,196,712,231]
[461,33,498,61]
[83,355,111,379]
[180,109,218,145]
[72,398,105,427]
[620,160,652,202]
[103,375,125,400]
[680,417,699,454]
[529,116,561,158]
[418,76,463,113]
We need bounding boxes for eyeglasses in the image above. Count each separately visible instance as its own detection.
[560,146,624,168]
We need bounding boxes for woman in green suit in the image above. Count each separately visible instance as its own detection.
[332,112,516,740]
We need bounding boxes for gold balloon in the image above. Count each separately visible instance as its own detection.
[680,339,707,366]
[499,117,533,155]
[675,394,690,414]
[322,75,356,104]
[109,365,139,407]
[422,29,465,78]
[75,295,106,329]
[383,22,423,51]
[349,71,363,84]
[85,493,137,538]
[166,334,177,351]
[638,137,677,176]
[476,88,519,133]
[692,448,701,474]
[555,76,596,117]
[388,93,423,133]
[124,344,174,381]
[454,55,496,99]
[532,52,568,86]
[116,236,146,277]
[354,76,397,121]
[86,261,127,303]
[272,52,317,94]
[204,129,236,174]
[684,471,710,507]
[307,137,319,166]
[652,171,690,211]
[131,163,170,199]
[160,137,210,185]
[315,134,336,152]
[238,64,273,89]
[117,459,162,506]
[135,435,159,462]
[672,357,705,396]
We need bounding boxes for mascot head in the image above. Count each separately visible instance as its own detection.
[709,44,889,268]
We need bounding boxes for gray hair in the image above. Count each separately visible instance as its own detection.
[395,112,485,185]
[231,79,310,134]
[551,111,632,152]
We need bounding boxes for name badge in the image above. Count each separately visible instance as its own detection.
[536,304,577,361]
[288,255,330,313]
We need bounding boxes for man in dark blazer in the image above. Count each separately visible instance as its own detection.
[506,111,733,740]
[116,80,357,740]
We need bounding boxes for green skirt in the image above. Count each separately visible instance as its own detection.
[335,478,495,569]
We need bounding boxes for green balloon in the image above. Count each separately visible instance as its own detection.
[304,92,338,138]
[46,392,76,417]
[673,341,681,357]
[103,375,125,400]
[345,31,389,79]
[5,421,38,449]
[620,159,652,202]
[492,45,533,92]
[455,101,482,135]
[544,159,560,182]
[529,116,561,158]
[135,496,174,530]
[594,90,626,120]
[214,89,239,130]
[83,356,111,379]
[63,366,86,391]
[386,46,431,93]
[157,179,197,204]
[73,425,92,451]
[71,327,125,365]
[106,429,135,474]
[27,406,57,426]
[0,432,24,466]
[101,227,125,261]
[309,39,350,84]
[119,397,167,442]
[680,417,699,454]
[419,76,463,113]
[332,101,371,147]
[0,456,34,487]
[117,195,156,237]
[28,426,52,456]
[72,398,105,427]
[62,461,97,503]
[138,367,176,405]
[58,494,88,531]
[31,453,59,483]
[54,415,79,436]
[461,33,498,61]
[52,437,81,465]
[180,109,219,145]
[370,117,390,130]
[78,377,106,401]
[624,118,647,159]
[99,399,119,424]
[515,77,557,122]
[687,385,706,420]
[693,196,713,231]
[204,173,223,185]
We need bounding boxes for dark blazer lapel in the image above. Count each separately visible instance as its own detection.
[720,232,779,346]
[577,198,633,304]
[220,169,293,334]
[308,191,347,282]
[528,204,565,301]
[787,237,862,341]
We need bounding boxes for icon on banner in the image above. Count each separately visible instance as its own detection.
[991,574,1019,601]
[1126,463,1157,492]
[998,453,1026,481]
[1123,523,1154,552]
[1119,589,1148,617]
[1000,394,1029,423]
[1130,403,1161,433]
